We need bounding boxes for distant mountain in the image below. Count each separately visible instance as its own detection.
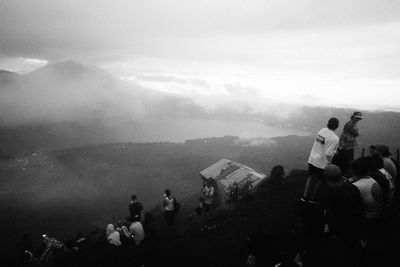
[1,61,400,157]
[0,61,211,156]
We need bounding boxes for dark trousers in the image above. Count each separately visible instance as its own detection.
[308,164,324,180]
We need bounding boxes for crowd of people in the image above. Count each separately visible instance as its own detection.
[15,189,181,267]
[298,111,400,267]
[11,111,400,267]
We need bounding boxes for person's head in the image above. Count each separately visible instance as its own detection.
[368,145,377,156]
[324,164,343,187]
[327,117,339,131]
[106,224,115,236]
[350,157,369,178]
[375,145,392,158]
[351,111,362,122]
[164,189,171,197]
[131,194,137,201]
[206,179,213,187]
[372,154,384,169]
[269,165,285,183]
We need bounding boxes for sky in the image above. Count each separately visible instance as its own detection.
[1,0,400,110]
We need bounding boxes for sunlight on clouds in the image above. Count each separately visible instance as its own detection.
[0,57,48,73]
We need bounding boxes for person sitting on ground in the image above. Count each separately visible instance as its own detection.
[201,180,215,212]
[129,218,145,246]
[129,194,143,222]
[115,220,132,244]
[106,224,121,246]
[163,189,176,227]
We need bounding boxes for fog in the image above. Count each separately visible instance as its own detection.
[0,61,307,156]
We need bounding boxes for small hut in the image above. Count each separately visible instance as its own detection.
[200,159,267,206]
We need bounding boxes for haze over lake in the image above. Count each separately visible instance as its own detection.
[114,119,305,143]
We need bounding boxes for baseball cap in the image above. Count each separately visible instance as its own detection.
[352,111,362,119]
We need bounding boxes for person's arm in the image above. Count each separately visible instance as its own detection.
[325,137,339,162]
[352,125,359,137]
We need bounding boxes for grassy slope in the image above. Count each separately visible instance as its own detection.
[148,170,308,267]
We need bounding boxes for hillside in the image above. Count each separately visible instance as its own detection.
[0,136,309,255]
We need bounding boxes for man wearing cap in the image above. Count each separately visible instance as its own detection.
[338,111,363,174]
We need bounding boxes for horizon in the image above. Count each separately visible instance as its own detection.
[1,1,400,111]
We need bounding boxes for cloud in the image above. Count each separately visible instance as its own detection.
[224,83,261,97]
[1,0,399,60]
[134,74,209,88]
[0,57,48,73]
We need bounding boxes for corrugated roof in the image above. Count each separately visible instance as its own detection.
[200,159,266,188]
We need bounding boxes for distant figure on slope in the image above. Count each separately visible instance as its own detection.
[269,165,286,185]
[129,194,143,222]
[106,224,121,246]
[201,179,215,212]
[163,189,176,227]
[129,218,145,246]
[337,111,362,174]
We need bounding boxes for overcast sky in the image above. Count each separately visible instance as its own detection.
[1,0,400,110]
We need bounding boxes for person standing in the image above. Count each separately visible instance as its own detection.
[201,180,215,212]
[129,194,143,222]
[338,111,362,174]
[301,117,340,263]
[163,189,176,227]
[307,117,340,182]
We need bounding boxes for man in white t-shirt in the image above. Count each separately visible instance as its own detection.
[301,118,340,259]
[308,117,340,180]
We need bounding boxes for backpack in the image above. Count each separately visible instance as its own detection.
[173,197,181,213]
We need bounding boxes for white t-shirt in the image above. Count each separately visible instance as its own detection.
[308,128,339,169]
[353,177,382,219]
